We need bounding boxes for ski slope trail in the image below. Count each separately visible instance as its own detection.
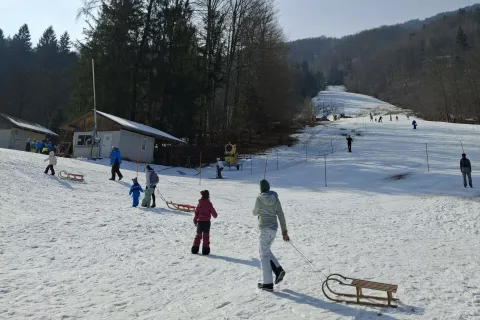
[1,87,480,319]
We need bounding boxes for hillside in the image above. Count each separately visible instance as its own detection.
[289,4,480,123]
[1,87,480,319]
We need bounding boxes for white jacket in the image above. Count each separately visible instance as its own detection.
[44,151,57,166]
[217,160,224,169]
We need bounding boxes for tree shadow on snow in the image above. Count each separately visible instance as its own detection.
[206,254,260,268]
[274,289,399,319]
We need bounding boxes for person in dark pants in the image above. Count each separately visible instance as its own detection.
[25,138,31,152]
[109,146,123,181]
[346,135,353,152]
[412,120,417,129]
[460,153,473,188]
[44,151,57,175]
[192,190,218,255]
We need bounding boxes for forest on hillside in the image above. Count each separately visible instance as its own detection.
[0,0,324,147]
[290,5,480,123]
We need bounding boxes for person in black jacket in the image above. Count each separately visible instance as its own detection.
[346,135,353,152]
[460,153,473,188]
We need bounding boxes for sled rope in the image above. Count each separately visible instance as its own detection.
[289,242,329,282]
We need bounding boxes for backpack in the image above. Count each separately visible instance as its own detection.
[150,171,159,185]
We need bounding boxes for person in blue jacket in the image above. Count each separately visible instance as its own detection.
[129,177,143,207]
[46,141,54,152]
[109,145,123,181]
[35,141,42,153]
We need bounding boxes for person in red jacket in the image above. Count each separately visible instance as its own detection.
[192,190,218,255]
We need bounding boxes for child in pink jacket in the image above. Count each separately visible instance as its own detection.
[192,190,218,255]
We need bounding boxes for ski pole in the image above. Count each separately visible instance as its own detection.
[460,141,464,153]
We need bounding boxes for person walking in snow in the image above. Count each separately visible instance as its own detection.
[370,113,373,122]
[346,135,353,153]
[253,179,289,291]
[192,190,218,255]
[396,116,399,121]
[216,158,224,179]
[109,146,123,181]
[378,116,383,123]
[460,153,473,188]
[144,164,159,208]
[129,177,144,207]
[25,138,31,152]
[44,151,57,175]
[412,120,417,129]
[390,115,392,121]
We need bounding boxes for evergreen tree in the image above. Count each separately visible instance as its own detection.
[456,26,469,51]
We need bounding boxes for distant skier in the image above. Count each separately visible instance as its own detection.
[44,151,57,175]
[412,120,417,129]
[216,158,224,179]
[109,146,123,181]
[460,153,473,188]
[396,116,399,121]
[346,135,353,152]
[129,177,143,207]
[144,164,159,208]
[370,113,373,122]
[253,179,290,291]
[378,116,383,123]
[192,190,218,255]
[25,138,30,152]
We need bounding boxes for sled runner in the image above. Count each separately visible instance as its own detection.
[166,201,196,213]
[58,170,84,182]
[322,274,398,308]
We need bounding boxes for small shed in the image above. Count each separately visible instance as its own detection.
[61,110,184,163]
[0,112,58,151]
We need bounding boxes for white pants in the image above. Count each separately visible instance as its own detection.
[259,228,280,284]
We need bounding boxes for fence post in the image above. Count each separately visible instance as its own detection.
[324,154,327,187]
[251,155,253,175]
[425,143,430,172]
[199,152,202,186]
[276,149,279,170]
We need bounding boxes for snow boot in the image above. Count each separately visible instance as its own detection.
[257,283,273,291]
[151,203,156,208]
[202,247,210,255]
[109,178,115,181]
[275,268,286,285]
[191,246,199,254]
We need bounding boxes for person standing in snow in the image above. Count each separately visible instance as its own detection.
[216,158,224,179]
[44,151,57,175]
[378,116,383,123]
[129,177,144,207]
[25,138,31,152]
[346,135,353,153]
[370,113,373,122]
[460,153,473,188]
[390,115,392,121]
[192,190,218,255]
[396,116,399,121]
[35,140,42,153]
[144,164,159,208]
[412,120,417,129]
[253,179,289,291]
[109,146,123,181]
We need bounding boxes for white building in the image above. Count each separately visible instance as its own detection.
[0,112,58,151]
[61,110,184,163]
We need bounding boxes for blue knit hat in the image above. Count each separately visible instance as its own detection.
[260,179,270,193]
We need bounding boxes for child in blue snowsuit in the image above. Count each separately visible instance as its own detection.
[129,177,144,207]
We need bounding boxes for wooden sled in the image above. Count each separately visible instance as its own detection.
[322,274,398,308]
[166,201,196,213]
[58,170,85,182]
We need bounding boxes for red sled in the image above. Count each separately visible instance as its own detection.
[166,201,196,213]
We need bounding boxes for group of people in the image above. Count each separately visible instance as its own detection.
[189,179,289,291]
[26,138,55,154]
[369,113,403,123]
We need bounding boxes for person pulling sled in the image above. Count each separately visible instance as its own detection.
[253,179,290,291]
[142,165,159,208]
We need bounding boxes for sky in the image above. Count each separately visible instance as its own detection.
[0,0,479,45]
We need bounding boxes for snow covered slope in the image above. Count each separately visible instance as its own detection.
[1,87,480,319]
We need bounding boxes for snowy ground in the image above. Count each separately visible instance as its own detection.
[1,87,480,319]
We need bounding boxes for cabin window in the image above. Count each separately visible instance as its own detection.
[77,134,92,146]
[141,138,147,151]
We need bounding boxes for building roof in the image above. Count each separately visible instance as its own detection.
[0,112,58,136]
[96,111,185,143]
